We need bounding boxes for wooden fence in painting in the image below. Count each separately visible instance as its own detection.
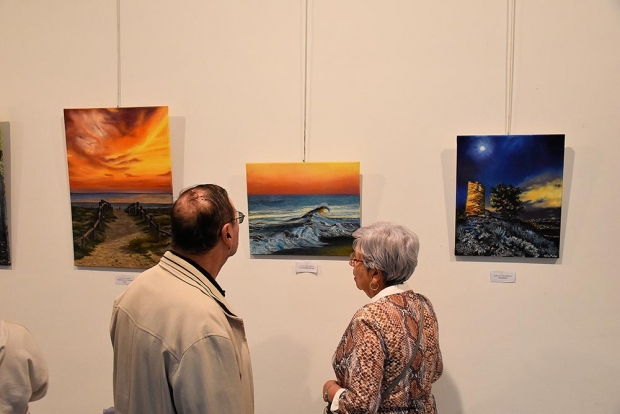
[73,200,113,247]
[125,202,171,239]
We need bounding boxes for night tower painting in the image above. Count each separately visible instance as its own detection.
[455,135,565,258]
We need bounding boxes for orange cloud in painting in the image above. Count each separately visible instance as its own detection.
[246,162,360,195]
[64,106,172,193]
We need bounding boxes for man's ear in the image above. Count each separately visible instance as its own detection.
[220,223,232,242]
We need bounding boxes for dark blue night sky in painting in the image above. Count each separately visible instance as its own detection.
[456,135,565,217]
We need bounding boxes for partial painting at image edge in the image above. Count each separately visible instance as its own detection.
[0,128,10,266]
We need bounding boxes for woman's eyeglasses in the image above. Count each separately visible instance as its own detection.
[349,253,364,267]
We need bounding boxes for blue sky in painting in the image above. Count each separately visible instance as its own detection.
[456,135,565,209]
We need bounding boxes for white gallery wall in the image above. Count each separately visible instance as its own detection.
[1,1,619,413]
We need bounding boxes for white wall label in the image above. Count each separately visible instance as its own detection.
[115,274,137,285]
[295,261,318,275]
[490,271,516,283]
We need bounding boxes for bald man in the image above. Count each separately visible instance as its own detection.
[110,184,253,414]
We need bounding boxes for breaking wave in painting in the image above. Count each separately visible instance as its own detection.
[248,194,360,255]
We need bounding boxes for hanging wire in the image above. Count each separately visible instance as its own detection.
[116,0,122,108]
[505,0,516,135]
[302,0,309,162]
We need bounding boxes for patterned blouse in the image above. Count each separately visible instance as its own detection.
[331,288,443,414]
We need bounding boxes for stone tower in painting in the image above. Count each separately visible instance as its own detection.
[465,181,485,217]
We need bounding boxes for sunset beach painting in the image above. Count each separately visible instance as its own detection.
[64,106,173,268]
[455,134,565,258]
[246,162,361,256]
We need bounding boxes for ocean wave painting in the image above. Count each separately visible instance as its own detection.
[246,162,360,256]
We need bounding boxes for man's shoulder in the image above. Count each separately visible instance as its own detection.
[116,267,225,316]
[113,266,232,337]
[2,321,37,344]
[112,292,233,358]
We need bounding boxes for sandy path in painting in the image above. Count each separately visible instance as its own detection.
[74,210,157,269]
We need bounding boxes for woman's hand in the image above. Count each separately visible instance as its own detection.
[322,380,341,403]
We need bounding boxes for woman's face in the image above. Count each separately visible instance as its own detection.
[351,250,374,297]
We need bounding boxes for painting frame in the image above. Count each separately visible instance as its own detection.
[64,106,173,269]
[246,162,361,256]
[455,134,565,258]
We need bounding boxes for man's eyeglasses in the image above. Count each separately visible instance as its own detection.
[349,253,364,267]
[232,211,245,224]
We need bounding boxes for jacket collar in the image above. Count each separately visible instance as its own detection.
[159,251,238,317]
[170,251,226,297]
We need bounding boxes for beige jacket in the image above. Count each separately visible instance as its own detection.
[110,251,254,414]
[0,320,49,414]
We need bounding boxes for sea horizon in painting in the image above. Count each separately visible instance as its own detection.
[70,192,173,208]
[455,134,565,258]
[246,162,360,256]
[64,106,173,269]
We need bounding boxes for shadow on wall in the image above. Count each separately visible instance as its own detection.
[433,370,462,413]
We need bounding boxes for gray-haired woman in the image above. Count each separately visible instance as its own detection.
[322,222,443,414]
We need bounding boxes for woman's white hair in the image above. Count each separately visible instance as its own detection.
[352,221,419,285]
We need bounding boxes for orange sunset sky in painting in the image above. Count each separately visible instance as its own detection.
[64,106,172,193]
[246,162,360,195]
